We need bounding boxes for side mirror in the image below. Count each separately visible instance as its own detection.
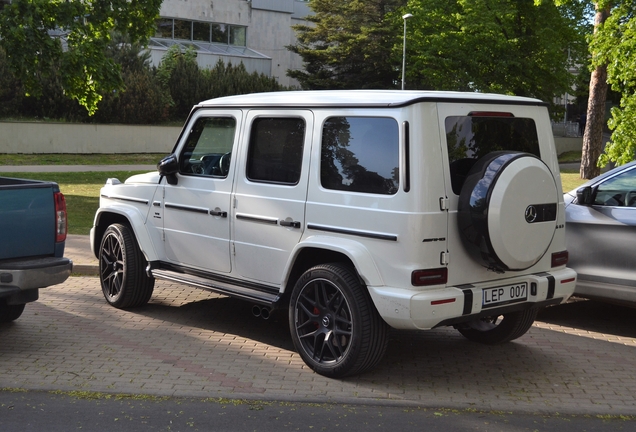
[158,154,179,185]
[576,186,594,206]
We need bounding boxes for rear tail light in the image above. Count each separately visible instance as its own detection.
[551,250,568,267]
[412,268,448,286]
[54,192,68,242]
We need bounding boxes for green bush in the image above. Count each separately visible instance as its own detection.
[0,41,288,124]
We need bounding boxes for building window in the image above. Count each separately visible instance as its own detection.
[193,22,210,42]
[211,24,228,44]
[230,26,246,46]
[155,18,246,47]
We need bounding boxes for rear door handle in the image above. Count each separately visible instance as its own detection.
[279,220,301,229]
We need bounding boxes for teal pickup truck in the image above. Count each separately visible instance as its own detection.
[0,177,73,322]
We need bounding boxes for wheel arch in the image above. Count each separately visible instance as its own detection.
[281,236,384,298]
[92,207,159,262]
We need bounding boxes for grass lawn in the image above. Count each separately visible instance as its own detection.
[0,152,591,235]
[0,153,166,165]
[0,170,148,235]
[560,170,587,193]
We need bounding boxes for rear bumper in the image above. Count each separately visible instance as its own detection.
[0,257,73,295]
[368,268,577,330]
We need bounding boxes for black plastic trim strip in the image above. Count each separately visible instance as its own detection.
[236,214,278,225]
[403,121,410,193]
[546,274,556,299]
[462,288,473,315]
[164,203,208,214]
[307,224,398,241]
[102,194,149,205]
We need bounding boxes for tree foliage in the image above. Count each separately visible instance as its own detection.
[288,0,406,89]
[403,0,589,104]
[289,0,589,114]
[0,0,162,114]
[592,1,636,166]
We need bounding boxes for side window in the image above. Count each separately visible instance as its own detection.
[246,117,305,184]
[179,117,236,178]
[320,117,399,195]
[594,168,636,207]
[445,115,540,195]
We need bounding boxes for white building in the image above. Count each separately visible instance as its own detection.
[150,0,312,88]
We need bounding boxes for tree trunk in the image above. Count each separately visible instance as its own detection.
[580,5,610,180]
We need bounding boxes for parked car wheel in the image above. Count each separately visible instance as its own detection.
[289,263,389,378]
[0,300,25,323]
[99,224,154,309]
[457,308,537,344]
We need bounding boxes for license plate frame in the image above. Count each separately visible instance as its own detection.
[482,282,528,309]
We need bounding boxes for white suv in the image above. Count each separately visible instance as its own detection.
[91,90,576,377]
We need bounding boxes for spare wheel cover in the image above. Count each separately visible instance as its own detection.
[458,152,558,271]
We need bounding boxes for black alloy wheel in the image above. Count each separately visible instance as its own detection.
[289,263,388,378]
[99,223,154,309]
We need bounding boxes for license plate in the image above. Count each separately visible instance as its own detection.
[482,282,528,308]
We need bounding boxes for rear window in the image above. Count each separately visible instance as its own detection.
[445,115,540,195]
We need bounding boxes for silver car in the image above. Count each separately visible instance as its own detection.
[564,160,636,305]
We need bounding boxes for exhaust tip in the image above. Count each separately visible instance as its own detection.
[252,305,271,320]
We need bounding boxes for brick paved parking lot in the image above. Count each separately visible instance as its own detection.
[1,277,635,415]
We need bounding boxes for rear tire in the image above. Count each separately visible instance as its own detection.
[457,308,537,345]
[0,301,25,323]
[99,224,154,309]
[289,263,389,378]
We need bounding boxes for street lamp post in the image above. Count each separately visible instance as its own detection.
[401,13,413,91]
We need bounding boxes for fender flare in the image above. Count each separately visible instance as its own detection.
[283,235,385,288]
[92,205,160,262]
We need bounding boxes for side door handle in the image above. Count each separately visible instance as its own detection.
[279,220,301,229]
[209,210,228,218]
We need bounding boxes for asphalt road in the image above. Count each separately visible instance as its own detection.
[0,390,632,431]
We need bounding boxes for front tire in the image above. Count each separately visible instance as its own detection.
[289,263,389,378]
[99,224,154,309]
[0,300,25,323]
[457,308,538,345]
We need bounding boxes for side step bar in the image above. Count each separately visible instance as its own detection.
[150,267,280,307]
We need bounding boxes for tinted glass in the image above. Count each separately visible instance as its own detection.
[193,22,210,42]
[321,117,399,195]
[212,24,228,43]
[179,117,236,178]
[155,19,173,38]
[230,26,246,46]
[247,118,306,184]
[173,19,191,40]
[594,167,636,207]
[445,115,540,195]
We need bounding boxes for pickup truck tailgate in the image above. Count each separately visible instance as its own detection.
[0,180,56,260]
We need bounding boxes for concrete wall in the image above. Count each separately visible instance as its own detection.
[0,122,182,154]
[554,137,583,156]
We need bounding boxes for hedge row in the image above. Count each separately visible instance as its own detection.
[0,44,286,124]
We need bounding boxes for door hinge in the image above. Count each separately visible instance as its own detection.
[440,251,450,265]
[232,243,236,256]
[439,196,449,211]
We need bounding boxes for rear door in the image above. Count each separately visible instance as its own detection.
[232,111,313,285]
